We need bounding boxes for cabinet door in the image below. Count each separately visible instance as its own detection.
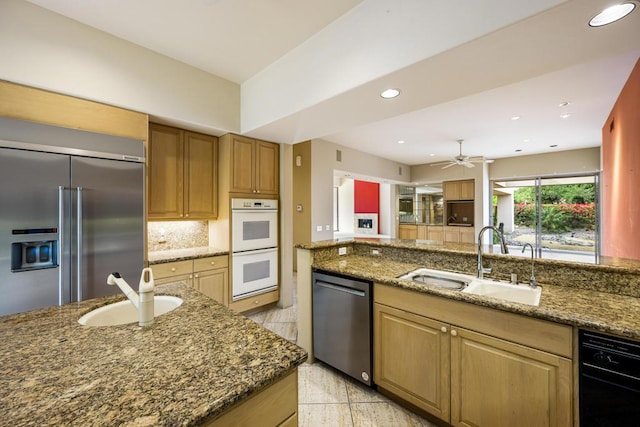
[230,134,255,193]
[374,304,450,420]
[427,226,444,241]
[148,124,184,219]
[195,268,228,305]
[444,227,460,242]
[398,225,417,239]
[459,229,475,244]
[184,131,218,219]
[459,180,474,200]
[443,181,460,201]
[417,225,428,240]
[450,327,572,427]
[255,140,279,195]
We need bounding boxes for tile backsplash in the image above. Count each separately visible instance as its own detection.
[148,221,208,252]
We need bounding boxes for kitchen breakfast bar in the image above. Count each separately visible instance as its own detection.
[0,283,307,426]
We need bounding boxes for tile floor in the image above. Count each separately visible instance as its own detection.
[245,278,438,427]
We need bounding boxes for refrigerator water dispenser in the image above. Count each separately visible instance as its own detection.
[11,240,58,272]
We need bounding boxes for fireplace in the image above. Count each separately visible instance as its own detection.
[354,214,378,234]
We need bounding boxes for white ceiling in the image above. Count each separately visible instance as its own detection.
[25,0,640,166]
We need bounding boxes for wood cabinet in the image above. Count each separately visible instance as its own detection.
[193,256,228,305]
[221,133,279,196]
[152,255,229,306]
[153,260,193,287]
[204,369,298,426]
[374,284,573,427]
[375,304,450,420]
[398,224,418,239]
[450,327,572,427]
[444,226,475,243]
[416,225,428,240]
[444,179,474,201]
[148,123,218,220]
[427,226,444,241]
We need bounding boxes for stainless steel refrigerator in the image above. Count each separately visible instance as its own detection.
[0,118,145,316]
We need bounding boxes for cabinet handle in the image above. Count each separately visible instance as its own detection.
[180,214,183,217]
[451,330,458,337]
[210,262,215,266]
[194,274,199,278]
[171,267,176,272]
[254,300,260,305]
[189,274,193,279]
[441,326,447,333]
[185,213,189,217]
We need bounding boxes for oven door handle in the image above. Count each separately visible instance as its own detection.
[233,247,277,256]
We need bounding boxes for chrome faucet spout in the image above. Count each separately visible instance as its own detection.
[477,225,509,279]
[521,243,538,288]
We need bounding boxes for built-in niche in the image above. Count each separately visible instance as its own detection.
[446,201,474,226]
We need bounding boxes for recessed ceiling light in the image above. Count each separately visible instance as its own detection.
[589,2,636,27]
[397,140,405,144]
[380,88,400,99]
[560,113,571,119]
[511,116,521,121]
[515,149,523,152]
[550,144,558,148]
[558,101,571,107]
[429,153,435,157]
[523,138,530,143]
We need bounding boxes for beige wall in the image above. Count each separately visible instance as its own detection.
[293,141,312,269]
[0,0,239,135]
[489,147,600,179]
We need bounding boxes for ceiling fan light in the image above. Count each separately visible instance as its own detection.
[589,2,636,27]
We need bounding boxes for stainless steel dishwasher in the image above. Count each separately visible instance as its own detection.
[312,269,373,386]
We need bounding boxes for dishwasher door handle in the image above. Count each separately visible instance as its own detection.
[315,280,366,297]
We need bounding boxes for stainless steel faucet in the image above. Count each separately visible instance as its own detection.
[477,226,509,279]
[521,243,538,288]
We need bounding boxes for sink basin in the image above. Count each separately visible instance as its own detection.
[398,268,473,291]
[463,281,541,306]
[78,295,183,326]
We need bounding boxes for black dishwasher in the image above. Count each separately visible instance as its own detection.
[579,329,640,426]
[312,269,373,386]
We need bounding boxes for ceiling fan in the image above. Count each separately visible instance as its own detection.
[430,139,485,169]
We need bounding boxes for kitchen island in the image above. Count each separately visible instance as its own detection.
[0,283,307,426]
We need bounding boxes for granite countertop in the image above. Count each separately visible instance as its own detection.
[0,283,307,426]
[148,247,229,264]
[312,254,640,341]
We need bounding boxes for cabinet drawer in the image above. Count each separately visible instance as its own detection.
[229,289,279,313]
[194,255,228,272]
[152,260,193,279]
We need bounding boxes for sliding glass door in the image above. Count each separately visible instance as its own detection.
[491,173,599,264]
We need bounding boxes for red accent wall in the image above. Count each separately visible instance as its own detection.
[602,58,640,259]
[354,180,380,232]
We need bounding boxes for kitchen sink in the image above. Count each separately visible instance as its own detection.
[463,281,541,306]
[398,268,474,291]
[399,268,542,306]
[78,295,183,327]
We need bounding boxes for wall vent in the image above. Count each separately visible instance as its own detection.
[336,150,342,162]
[398,167,403,176]
[610,119,615,133]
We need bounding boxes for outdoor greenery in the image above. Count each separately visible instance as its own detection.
[512,184,596,232]
[514,184,595,204]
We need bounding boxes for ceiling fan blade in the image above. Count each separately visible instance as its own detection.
[441,162,457,169]
[462,161,476,168]
[430,161,453,167]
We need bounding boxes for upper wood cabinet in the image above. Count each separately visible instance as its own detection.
[148,123,218,220]
[222,134,279,195]
[443,179,474,201]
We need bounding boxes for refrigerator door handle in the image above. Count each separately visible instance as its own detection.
[58,186,65,305]
[76,187,83,301]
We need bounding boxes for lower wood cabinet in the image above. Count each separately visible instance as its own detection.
[151,255,229,306]
[374,284,573,427]
[444,226,475,243]
[398,224,417,239]
[203,369,298,426]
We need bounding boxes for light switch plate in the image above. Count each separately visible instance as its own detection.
[338,247,347,255]
[316,225,323,232]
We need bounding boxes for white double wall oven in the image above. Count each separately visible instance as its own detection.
[231,198,278,300]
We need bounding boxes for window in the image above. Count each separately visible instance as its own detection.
[491,173,600,264]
